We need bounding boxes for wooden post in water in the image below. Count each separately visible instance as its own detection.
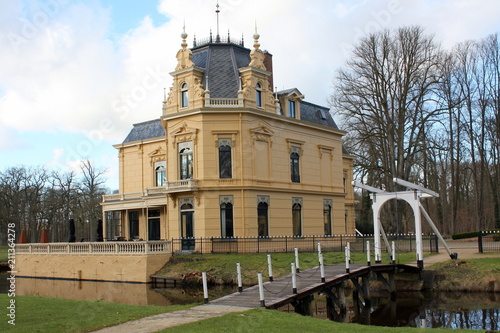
[267,254,273,282]
[236,262,243,292]
[202,271,209,304]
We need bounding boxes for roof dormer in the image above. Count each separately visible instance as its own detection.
[277,88,304,119]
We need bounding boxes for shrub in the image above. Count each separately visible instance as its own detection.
[452,231,478,240]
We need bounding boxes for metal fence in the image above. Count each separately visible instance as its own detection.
[478,230,500,253]
[171,233,439,255]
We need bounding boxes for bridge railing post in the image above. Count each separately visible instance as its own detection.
[202,272,209,304]
[236,262,243,292]
[267,254,273,282]
[319,252,325,283]
[291,262,297,294]
[258,272,265,307]
[345,246,350,273]
[366,240,371,266]
[294,247,300,272]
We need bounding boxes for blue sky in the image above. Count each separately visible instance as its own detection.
[1,0,500,191]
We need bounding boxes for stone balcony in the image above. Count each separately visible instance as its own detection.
[102,179,198,202]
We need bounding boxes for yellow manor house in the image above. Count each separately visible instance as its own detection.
[101,29,355,250]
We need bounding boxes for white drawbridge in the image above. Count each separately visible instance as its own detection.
[353,178,457,269]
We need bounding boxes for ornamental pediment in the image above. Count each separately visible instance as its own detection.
[250,122,274,146]
[170,122,198,147]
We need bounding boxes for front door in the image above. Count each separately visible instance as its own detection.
[181,209,194,250]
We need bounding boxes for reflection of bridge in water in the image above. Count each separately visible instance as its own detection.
[210,263,421,320]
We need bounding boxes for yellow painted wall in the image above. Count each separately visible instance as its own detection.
[16,254,171,283]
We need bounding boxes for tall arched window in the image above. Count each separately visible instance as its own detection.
[181,82,188,108]
[290,152,300,183]
[179,147,193,179]
[292,202,302,236]
[323,202,332,235]
[219,143,232,179]
[255,82,262,108]
[257,202,268,237]
[155,161,166,186]
[220,202,234,238]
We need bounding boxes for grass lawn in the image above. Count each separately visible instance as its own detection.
[429,257,500,292]
[159,307,483,333]
[0,294,193,333]
[0,245,9,263]
[156,251,420,285]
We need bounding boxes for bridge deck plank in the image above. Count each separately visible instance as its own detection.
[209,263,416,309]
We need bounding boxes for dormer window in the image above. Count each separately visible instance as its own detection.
[256,82,262,108]
[181,83,188,108]
[289,100,296,118]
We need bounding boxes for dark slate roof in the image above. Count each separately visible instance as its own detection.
[299,101,339,129]
[122,119,165,144]
[192,43,250,98]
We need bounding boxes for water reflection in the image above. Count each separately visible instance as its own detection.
[1,274,235,306]
[279,291,500,331]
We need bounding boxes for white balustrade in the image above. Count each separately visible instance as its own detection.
[15,240,171,255]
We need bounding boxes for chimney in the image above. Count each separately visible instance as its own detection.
[264,51,274,92]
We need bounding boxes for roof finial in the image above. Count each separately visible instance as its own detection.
[181,20,188,49]
[215,1,221,42]
[253,20,260,49]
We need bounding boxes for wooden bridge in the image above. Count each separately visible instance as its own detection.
[209,263,421,318]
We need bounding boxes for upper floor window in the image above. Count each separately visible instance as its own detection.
[181,83,188,108]
[289,100,296,118]
[155,161,166,186]
[218,139,232,179]
[179,142,193,179]
[290,151,300,183]
[256,82,262,108]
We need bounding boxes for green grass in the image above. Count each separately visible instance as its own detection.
[159,307,483,333]
[428,258,500,292]
[0,294,193,333]
[157,251,420,285]
[0,245,9,263]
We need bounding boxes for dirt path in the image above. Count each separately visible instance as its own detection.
[91,305,252,333]
[423,241,500,266]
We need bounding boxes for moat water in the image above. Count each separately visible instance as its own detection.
[1,273,499,330]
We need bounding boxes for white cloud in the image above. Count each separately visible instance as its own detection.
[0,0,499,178]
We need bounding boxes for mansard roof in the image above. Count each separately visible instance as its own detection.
[300,101,339,129]
[191,42,251,98]
[122,119,165,144]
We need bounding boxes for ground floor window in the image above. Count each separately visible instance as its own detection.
[323,199,332,235]
[220,196,234,238]
[105,211,122,240]
[180,198,195,250]
[148,209,161,240]
[292,203,302,236]
[129,211,139,240]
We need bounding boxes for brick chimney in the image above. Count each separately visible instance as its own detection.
[264,51,274,92]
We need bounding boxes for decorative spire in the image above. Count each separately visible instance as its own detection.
[215,1,221,42]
